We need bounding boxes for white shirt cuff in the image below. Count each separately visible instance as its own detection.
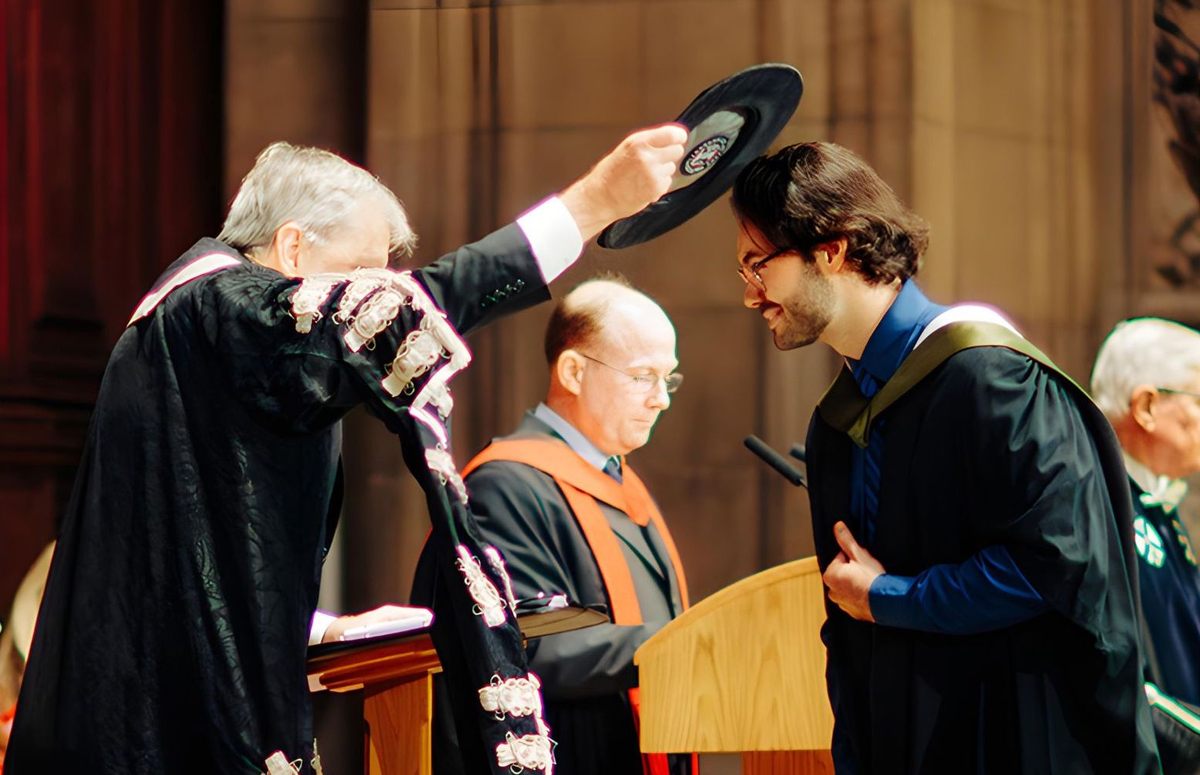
[309,610,337,646]
[517,196,584,283]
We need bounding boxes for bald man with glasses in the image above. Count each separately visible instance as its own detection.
[412,275,692,775]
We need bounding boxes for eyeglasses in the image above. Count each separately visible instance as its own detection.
[736,247,793,291]
[1157,387,1200,405]
[578,353,683,394]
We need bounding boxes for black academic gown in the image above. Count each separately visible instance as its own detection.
[412,416,689,775]
[807,346,1159,774]
[7,228,549,775]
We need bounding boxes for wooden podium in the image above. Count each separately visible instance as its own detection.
[634,557,835,774]
[307,606,606,775]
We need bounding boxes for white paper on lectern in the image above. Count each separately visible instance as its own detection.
[338,608,434,641]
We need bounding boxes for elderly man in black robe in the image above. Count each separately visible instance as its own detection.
[6,124,687,775]
[731,142,1158,773]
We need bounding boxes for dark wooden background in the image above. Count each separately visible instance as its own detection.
[2,0,1179,633]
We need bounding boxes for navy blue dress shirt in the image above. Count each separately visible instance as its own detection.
[846,282,1048,633]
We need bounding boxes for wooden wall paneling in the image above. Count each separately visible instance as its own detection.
[1,0,223,614]
[224,0,367,195]
[360,3,1137,773]
[359,0,840,605]
[362,5,499,606]
[1,0,108,606]
[909,0,1108,379]
[1119,0,1200,537]
[2,1,36,380]
[1096,0,1135,330]
[829,0,874,154]
[151,1,227,298]
[31,1,105,371]
[357,0,1130,609]
[749,1,835,568]
[0,0,11,364]
[1129,0,1200,324]
[911,0,960,304]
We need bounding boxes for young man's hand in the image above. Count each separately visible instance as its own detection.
[823,521,886,622]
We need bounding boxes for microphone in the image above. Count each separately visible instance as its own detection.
[743,435,807,488]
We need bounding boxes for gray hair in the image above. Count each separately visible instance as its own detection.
[218,142,417,260]
[1090,318,1200,419]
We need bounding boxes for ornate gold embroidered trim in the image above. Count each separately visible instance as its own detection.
[263,751,302,775]
[495,731,555,773]
[483,546,519,613]
[455,544,507,627]
[344,287,406,351]
[478,673,543,721]
[332,269,395,324]
[381,321,445,397]
[385,275,472,418]
[426,447,468,504]
[290,274,342,334]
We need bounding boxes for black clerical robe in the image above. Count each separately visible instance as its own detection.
[808,344,1159,773]
[413,417,690,775]
[7,228,549,775]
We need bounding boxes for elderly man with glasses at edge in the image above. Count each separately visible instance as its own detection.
[1091,318,1200,772]
[413,275,694,775]
[731,141,1157,773]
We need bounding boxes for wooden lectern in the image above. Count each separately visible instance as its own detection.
[634,556,834,774]
[307,606,606,775]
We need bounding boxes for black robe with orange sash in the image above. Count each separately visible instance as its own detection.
[412,414,693,775]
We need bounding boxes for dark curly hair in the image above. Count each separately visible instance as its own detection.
[731,142,929,284]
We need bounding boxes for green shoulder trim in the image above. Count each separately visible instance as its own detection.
[817,321,1085,448]
[1146,682,1200,735]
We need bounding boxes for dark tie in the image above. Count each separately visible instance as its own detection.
[603,457,623,483]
